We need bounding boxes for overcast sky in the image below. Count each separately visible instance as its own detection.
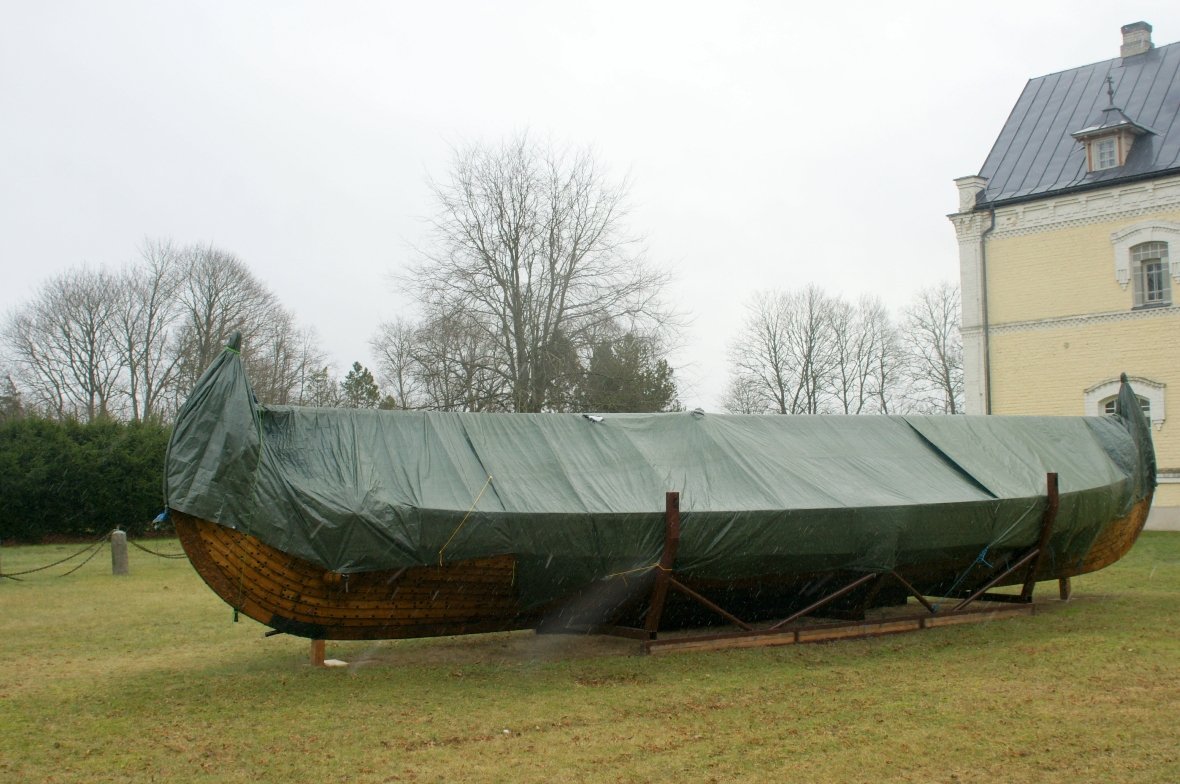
[2,2,1177,409]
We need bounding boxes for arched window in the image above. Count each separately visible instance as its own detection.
[1085,376,1165,430]
[1110,221,1180,297]
[1102,395,1150,417]
[1131,241,1171,307]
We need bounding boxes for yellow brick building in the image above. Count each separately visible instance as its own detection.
[951,22,1180,529]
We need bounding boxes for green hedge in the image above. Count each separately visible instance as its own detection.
[0,417,171,542]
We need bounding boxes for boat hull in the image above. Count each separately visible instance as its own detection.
[175,495,1151,641]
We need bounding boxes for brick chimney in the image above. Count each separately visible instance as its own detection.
[1121,22,1153,58]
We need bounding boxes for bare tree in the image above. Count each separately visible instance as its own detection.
[284,329,331,406]
[829,295,903,414]
[411,310,507,412]
[726,286,837,415]
[726,290,794,414]
[900,281,964,414]
[113,239,183,421]
[171,243,318,405]
[3,240,326,420]
[828,298,870,414]
[719,374,766,414]
[863,298,907,414]
[3,266,123,421]
[790,286,839,414]
[245,312,327,406]
[370,317,423,410]
[406,133,674,412]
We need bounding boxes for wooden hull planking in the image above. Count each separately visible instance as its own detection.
[174,512,533,640]
[174,496,1151,641]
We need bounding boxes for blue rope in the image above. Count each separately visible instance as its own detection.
[944,546,992,599]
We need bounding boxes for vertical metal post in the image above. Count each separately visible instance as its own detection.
[644,492,681,640]
[1058,577,1072,601]
[1020,473,1059,601]
[111,530,129,576]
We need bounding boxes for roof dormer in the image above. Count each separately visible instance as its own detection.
[1072,75,1157,173]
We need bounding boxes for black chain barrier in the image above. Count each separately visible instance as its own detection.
[0,528,187,580]
[127,539,188,559]
[0,532,111,581]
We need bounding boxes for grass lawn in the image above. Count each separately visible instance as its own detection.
[2,534,1178,783]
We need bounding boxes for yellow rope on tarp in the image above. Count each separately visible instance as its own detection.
[438,475,494,566]
[602,562,672,585]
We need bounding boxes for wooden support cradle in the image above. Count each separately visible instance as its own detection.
[642,473,1069,656]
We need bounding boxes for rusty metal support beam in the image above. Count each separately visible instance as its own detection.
[951,472,1059,613]
[1020,473,1059,602]
[768,572,879,630]
[667,578,754,631]
[950,547,1040,612]
[890,570,937,614]
[644,492,681,640]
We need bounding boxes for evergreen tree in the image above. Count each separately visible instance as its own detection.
[0,375,22,422]
[303,366,340,407]
[340,362,380,408]
[578,334,679,413]
[0,416,172,541]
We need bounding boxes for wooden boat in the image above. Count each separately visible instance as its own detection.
[174,494,1150,642]
[166,335,1157,647]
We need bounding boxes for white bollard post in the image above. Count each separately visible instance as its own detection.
[111,530,129,575]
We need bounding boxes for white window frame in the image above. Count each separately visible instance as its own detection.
[1131,241,1172,307]
[1110,220,1180,291]
[1084,376,1165,430]
[1095,137,1119,170]
[1101,395,1150,416]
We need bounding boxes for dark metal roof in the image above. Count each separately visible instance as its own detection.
[977,40,1180,207]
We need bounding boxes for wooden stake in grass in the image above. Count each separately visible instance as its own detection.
[311,639,325,667]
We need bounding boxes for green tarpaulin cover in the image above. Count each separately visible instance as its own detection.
[164,337,1156,609]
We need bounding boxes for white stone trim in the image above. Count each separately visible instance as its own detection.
[1083,376,1165,430]
[960,303,1180,337]
[1110,219,1180,289]
[987,174,1180,241]
[947,203,994,416]
[1157,471,1180,484]
[954,175,988,214]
